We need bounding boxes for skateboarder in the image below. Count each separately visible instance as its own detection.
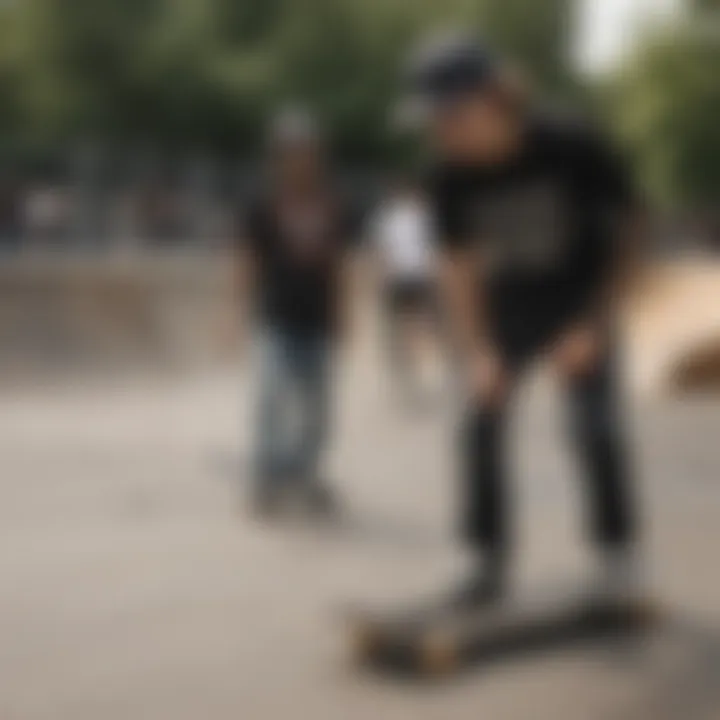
[236,107,359,516]
[405,35,644,607]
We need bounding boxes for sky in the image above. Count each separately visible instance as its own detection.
[575,0,684,74]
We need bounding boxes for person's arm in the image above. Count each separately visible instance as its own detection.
[439,247,507,403]
[235,244,256,348]
[336,249,359,345]
[553,129,645,374]
[335,197,367,345]
[588,128,645,322]
[428,166,508,401]
[365,207,387,295]
[233,203,261,354]
[439,247,484,356]
[597,210,648,319]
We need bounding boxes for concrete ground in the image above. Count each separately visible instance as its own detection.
[1,343,719,720]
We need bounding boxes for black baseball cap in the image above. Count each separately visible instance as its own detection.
[396,33,500,126]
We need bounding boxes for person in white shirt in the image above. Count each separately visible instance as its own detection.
[372,177,439,405]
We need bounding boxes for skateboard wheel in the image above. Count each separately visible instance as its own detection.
[419,631,457,675]
[628,600,661,627]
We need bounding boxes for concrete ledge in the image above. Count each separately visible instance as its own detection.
[625,259,720,398]
[0,253,238,378]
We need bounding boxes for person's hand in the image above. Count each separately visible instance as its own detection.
[551,323,602,377]
[234,329,250,370]
[467,345,509,407]
[333,313,353,354]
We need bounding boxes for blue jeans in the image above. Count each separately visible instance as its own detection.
[253,328,331,489]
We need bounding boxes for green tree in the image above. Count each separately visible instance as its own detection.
[11,0,162,141]
[476,0,575,96]
[0,4,24,154]
[0,0,580,164]
[612,24,720,212]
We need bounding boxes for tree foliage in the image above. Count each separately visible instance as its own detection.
[0,0,578,164]
[611,22,720,209]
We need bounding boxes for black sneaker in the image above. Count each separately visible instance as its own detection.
[388,571,505,631]
[248,484,284,519]
[448,571,505,612]
[591,548,645,608]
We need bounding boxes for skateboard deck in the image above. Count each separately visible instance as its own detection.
[345,586,660,676]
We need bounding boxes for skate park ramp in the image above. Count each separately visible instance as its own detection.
[626,260,720,397]
[0,254,237,381]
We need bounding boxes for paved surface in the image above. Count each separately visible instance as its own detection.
[1,348,720,720]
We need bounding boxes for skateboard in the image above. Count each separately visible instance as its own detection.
[344,586,660,676]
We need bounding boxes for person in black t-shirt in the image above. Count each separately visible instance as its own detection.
[237,108,358,516]
[404,35,644,607]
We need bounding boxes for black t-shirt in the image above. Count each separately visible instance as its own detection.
[242,189,358,337]
[428,113,636,356]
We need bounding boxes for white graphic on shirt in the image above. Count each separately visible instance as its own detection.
[471,181,568,272]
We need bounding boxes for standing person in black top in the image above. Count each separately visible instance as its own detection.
[237,108,358,517]
[405,35,644,607]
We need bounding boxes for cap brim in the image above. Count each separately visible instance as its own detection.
[392,84,485,131]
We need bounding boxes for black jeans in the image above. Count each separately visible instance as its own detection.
[461,347,636,559]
